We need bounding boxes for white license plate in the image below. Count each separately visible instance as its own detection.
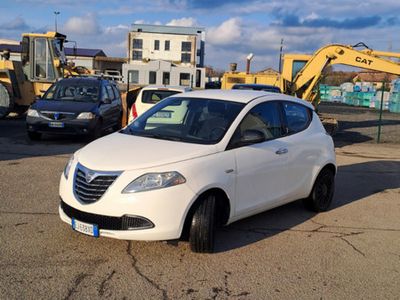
[72,218,99,237]
[49,121,64,128]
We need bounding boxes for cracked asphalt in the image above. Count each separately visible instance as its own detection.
[0,117,399,299]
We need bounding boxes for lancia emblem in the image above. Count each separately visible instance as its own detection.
[85,171,96,183]
[54,112,60,120]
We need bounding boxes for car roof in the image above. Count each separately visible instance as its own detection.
[141,85,191,92]
[58,77,103,85]
[173,90,315,110]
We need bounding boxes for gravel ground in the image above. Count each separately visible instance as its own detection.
[318,102,400,145]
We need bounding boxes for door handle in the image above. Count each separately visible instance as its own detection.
[275,148,288,155]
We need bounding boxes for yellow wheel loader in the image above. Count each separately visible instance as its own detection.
[0,32,68,118]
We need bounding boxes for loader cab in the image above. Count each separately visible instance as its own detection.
[21,32,66,84]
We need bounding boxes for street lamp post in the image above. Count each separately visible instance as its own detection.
[54,11,60,32]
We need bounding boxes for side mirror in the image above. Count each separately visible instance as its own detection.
[102,98,111,104]
[240,129,265,145]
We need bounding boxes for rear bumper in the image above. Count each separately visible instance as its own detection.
[26,116,97,135]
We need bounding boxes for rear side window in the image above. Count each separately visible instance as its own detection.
[112,85,121,100]
[282,102,311,134]
[106,84,115,100]
[141,90,181,104]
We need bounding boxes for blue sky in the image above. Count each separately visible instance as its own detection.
[1,0,400,71]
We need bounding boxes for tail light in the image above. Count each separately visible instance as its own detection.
[131,103,138,119]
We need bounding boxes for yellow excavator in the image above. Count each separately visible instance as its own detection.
[222,43,400,107]
[0,31,73,118]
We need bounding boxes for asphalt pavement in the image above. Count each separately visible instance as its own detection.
[0,117,399,299]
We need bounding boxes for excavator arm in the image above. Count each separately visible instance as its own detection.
[289,44,400,104]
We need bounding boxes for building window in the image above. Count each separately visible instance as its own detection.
[165,40,170,51]
[133,39,143,49]
[181,41,191,52]
[128,70,139,84]
[132,50,142,61]
[149,71,157,84]
[162,72,170,85]
[181,53,191,63]
[154,40,159,51]
[132,38,143,61]
[179,73,191,86]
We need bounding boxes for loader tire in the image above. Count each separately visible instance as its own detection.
[0,83,13,119]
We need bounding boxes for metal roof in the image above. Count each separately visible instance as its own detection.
[0,44,106,58]
[65,48,106,57]
[0,44,21,52]
[131,24,205,35]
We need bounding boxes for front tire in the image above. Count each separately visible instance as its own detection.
[303,169,335,212]
[189,194,217,253]
[91,120,103,140]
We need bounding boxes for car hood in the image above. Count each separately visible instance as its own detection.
[76,132,218,171]
[33,100,98,113]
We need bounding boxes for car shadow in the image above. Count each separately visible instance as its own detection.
[214,160,400,253]
[0,118,115,161]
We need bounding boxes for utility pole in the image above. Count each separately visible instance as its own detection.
[54,11,60,32]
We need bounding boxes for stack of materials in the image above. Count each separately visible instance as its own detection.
[372,91,390,110]
[389,79,400,113]
[319,85,342,102]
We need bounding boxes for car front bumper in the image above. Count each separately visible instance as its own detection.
[26,116,97,136]
[59,165,197,241]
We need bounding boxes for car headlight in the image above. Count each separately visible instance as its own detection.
[77,112,95,119]
[122,172,186,193]
[27,109,39,117]
[63,155,75,179]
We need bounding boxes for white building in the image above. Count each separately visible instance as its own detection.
[122,24,206,88]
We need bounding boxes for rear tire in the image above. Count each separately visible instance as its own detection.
[27,131,42,141]
[303,169,335,212]
[189,194,217,253]
[0,83,13,119]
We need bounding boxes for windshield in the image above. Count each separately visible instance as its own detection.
[43,82,100,102]
[124,97,245,144]
[142,90,181,104]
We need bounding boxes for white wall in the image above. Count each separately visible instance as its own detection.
[128,32,196,67]
[122,61,205,88]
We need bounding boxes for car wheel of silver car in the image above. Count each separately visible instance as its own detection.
[189,194,217,253]
[303,168,335,212]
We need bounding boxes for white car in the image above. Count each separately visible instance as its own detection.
[128,85,191,123]
[59,90,336,253]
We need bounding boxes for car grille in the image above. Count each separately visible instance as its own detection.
[40,111,76,120]
[74,164,119,203]
[60,200,154,230]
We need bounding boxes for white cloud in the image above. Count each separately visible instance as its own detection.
[166,17,198,27]
[207,18,242,46]
[104,24,129,35]
[64,13,101,35]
